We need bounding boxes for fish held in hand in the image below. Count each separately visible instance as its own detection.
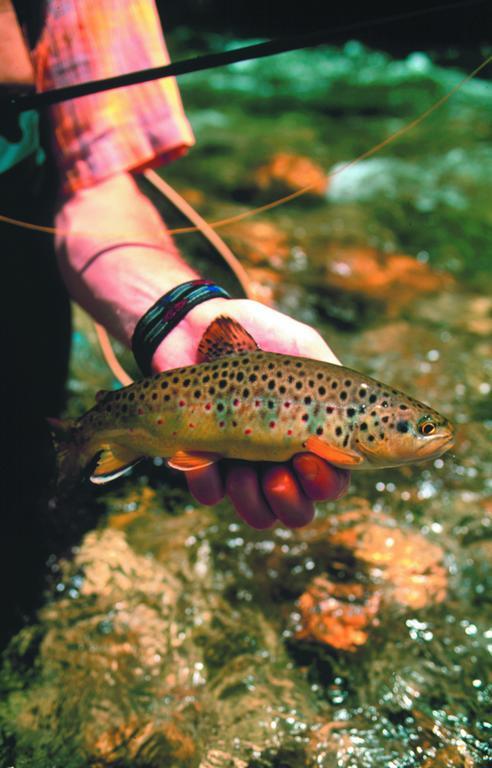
[49,316,455,490]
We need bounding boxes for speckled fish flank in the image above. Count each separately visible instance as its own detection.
[49,316,455,488]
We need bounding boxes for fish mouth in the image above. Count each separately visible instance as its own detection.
[415,433,455,456]
[357,432,455,467]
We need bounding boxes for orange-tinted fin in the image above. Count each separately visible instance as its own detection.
[90,445,143,485]
[167,450,221,471]
[304,436,363,468]
[197,315,259,362]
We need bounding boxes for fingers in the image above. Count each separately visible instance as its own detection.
[292,454,351,501]
[261,465,315,528]
[186,456,351,531]
[186,464,224,506]
[225,464,277,529]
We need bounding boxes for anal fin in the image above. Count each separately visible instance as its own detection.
[90,445,143,485]
[304,435,363,468]
[167,450,221,471]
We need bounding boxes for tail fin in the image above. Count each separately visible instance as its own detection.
[46,417,85,495]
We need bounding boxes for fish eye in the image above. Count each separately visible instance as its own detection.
[417,417,437,436]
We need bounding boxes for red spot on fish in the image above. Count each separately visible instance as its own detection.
[326,406,334,414]
[233,398,240,407]
[179,400,185,407]
[188,423,195,429]
[287,429,293,436]
[284,401,291,408]
[219,420,225,428]
[244,428,252,435]
[205,403,212,411]
[255,400,261,408]
[172,431,177,437]
[137,408,144,415]
[269,421,276,429]
[156,418,163,425]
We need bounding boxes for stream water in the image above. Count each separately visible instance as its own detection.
[1,37,491,767]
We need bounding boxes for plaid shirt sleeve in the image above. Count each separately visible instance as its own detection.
[33,0,195,195]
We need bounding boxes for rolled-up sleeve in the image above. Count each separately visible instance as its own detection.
[33,0,195,195]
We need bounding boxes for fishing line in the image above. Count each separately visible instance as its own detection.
[6,0,486,112]
[0,52,490,240]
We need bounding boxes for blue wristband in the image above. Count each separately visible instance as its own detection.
[131,279,231,375]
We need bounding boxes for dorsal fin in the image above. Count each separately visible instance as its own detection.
[197,316,259,362]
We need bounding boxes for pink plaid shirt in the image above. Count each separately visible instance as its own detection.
[33,0,195,195]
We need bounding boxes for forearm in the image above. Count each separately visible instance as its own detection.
[55,172,199,346]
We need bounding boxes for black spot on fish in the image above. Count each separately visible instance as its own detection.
[379,432,385,439]
[209,386,216,395]
[163,394,170,402]
[279,385,286,394]
[212,372,219,380]
[268,380,275,390]
[295,361,303,368]
[268,362,275,370]
[331,381,338,389]
[347,407,356,417]
[340,391,348,401]
[368,435,375,442]
[360,422,368,431]
[399,404,408,410]
[304,396,312,405]
[336,426,343,436]
[202,375,210,383]
[219,380,227,390]
[183,378,191,387]
[317,372,324,380]
[268,400,275,409]
[381,401,389,408]
[344,380,352,387]
[194,390,201,398]
[152,393,158,400]
[302,413,309,422]
[369,394,377,403]
[316,426,323,435]
[172,376,179,383]
[318,386,326,396]
[359,388,367,398]
[261,374,268,382]
[249,374,257,383]
[382,416,389,423]
[295,381,303,390]
[232,360,239,367]
[397,420,409,433]
[343,434,349,447]
[242,388,250,398]
[217,403,224,412]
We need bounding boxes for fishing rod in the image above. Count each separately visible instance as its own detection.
[5,0,486,112]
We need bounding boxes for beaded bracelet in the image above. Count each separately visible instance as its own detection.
[131,279,231,375]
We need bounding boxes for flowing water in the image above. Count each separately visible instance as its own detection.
[1,38,491,767]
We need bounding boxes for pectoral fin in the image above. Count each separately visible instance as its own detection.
[167,450,221,471]
[90,445,143,485]
[304,436,363,468]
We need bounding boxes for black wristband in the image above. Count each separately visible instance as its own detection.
[131,279,231,375]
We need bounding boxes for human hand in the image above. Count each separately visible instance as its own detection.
[152,298,351,529]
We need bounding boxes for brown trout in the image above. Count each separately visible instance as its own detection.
[50,317,455,487]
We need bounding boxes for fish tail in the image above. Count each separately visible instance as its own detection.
[46,417,86,494]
